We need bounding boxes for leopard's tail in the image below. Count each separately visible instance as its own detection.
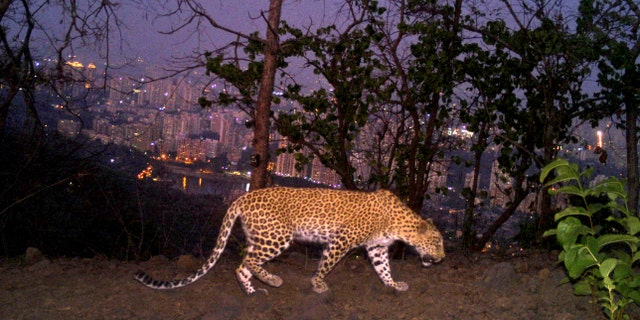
[133,202,241,289]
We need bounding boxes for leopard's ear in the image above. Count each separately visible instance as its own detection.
[418,219,436,233]
[418,221,429,233]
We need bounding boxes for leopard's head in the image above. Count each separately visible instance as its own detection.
[411,219,445,267]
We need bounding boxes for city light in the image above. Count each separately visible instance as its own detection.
[137,165,153,180]
[66,61,83,68]
[596,130,603,148]
[52,56,621,213]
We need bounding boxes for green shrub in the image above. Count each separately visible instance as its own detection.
[541,159,640,320]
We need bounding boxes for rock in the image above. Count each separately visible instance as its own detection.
[495,296,512,310]
[550,267,568,283]
[177,254,201,272]
[24,247,43,265]
[144,255,168,267]
[514,260,529,273]
[538,268,551,280]
[26,258,62,275]
[482,262,518,290]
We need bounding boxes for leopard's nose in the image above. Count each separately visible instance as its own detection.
[421,256,443,267]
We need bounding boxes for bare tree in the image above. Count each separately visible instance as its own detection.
[0,0,125,139]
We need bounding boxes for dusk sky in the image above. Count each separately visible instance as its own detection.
[44,1,586,66]
[114,0,583,62]
[42,0,587,91]
[102,1,337,65]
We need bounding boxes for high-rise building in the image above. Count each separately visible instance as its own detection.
[275,138,305,178]
[309,156,340,187]
[428,161,448,193]
[57,119,81,137]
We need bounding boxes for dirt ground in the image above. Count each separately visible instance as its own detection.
[0,248,622,320]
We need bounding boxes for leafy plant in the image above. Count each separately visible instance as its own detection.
[541,159,640,320]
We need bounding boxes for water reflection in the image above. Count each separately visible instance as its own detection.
[175,174,249,199]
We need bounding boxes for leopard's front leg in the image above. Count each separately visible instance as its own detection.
[366,244,408,291]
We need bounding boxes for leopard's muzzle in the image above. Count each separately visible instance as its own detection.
[421,255,443,267]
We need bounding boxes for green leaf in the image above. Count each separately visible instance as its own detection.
[564,245,598,279]
[585,203,605,217]
[590,177,627,200]
[606,202,631,217]
[613,250,632,265]
[597,234,639,250]
[633,251,640,264]
[572,278,593,296]
[612,261,632,281]
[540,158,570,183]
[554,207,590,221]
[628,290,640,305]
[552,185,587,197]
[545,172,579,188]
[543,229,557,237]
[599,258,617,278]
[623,216,640,235]
[602,275,615,290]
[586,236,599,257]
[556,217,593,247]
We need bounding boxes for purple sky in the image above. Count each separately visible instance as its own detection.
[113,1,334,65]
[31,1,334,68]
[51,1,585,70]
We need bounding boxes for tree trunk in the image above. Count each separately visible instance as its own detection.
[249,0,282,191]
[473,164,529,250]
[473,185,528,250]
[624,70,639,215]
[0,85,18,140]
[462,129,488,251]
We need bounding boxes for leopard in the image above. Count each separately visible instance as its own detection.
[134,187,445,294]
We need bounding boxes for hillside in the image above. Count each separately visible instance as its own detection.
[0,249,613,320]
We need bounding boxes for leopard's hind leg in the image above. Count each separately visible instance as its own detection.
[235,234,292,294]
[311,241,350,293]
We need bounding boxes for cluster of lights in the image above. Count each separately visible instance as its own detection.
[137,165,153,180]
[177,157,195,164]
[66,61,84,68]
[447,126,474,139]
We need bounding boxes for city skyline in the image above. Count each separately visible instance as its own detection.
[48,60,624,202]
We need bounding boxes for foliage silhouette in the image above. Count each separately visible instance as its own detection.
[0,134,226,260]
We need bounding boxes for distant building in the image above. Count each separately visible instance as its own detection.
[57,119,81,137]
[309,156,341,187]
[464,171,475,189]
[428,161,448,193]
[275,138,305,178]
